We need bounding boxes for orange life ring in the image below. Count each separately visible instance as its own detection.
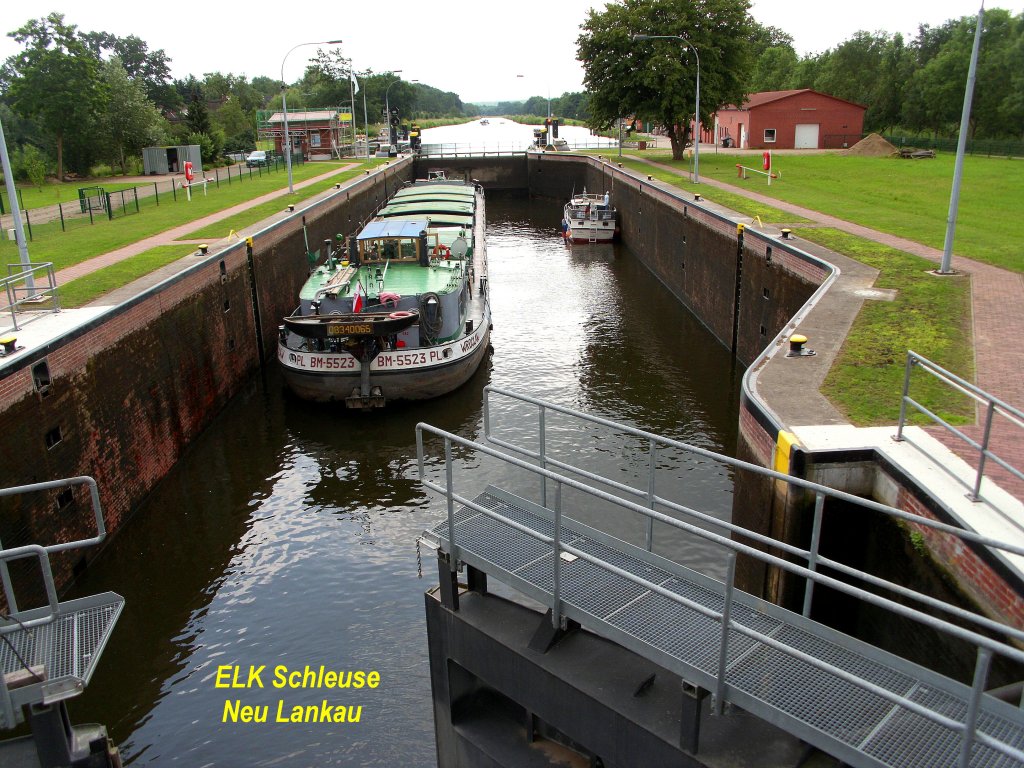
[762,151,771,171]
[433,244,451,259]
[389,310,414,319]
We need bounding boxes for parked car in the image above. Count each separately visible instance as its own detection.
[246,150,268,167]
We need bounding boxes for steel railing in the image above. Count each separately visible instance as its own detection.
[895,350,1024,502]
[1,262,60,333]
[417,388,1024,767]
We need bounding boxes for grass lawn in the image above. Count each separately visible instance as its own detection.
[599,155,810,223]
[1,180,139,209]
[0,160,378,272]
[184,164,385,240]
[802,228,974,426]
[59,246,201,307]
[623,150,1024,273]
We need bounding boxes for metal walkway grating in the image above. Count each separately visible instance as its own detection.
[0,592,124,726]
[427,487,1024,768]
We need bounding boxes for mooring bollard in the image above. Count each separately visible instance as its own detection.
[787,334,816,357]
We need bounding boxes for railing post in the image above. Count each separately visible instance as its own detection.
[539,405,547,508]
[970,400,996,502]
[802,492,826,617]
[894,352,916,442]
[645,438,656,551]
[551,480,563,630]
[445,438,458,572]
[58,201,65,232]
[154,181,159,205]
[959,647,992,768]
[483,388,491,441]
[714,552,737,715]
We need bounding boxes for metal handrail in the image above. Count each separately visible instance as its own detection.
[895,350,1024,501]
[416,416,1024,767]
[1,262,60,333]
[0,477,108,614]
[482,386,1024,638]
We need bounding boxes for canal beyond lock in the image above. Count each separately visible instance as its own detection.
[66,193,742,766]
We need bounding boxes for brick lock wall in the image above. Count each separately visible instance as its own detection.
[0,165,412,597]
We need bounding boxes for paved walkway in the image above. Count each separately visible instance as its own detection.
[626,154,1024,499]
[53,163,360,285]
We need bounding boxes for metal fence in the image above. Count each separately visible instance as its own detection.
[0,153,304,243]
[895,350,1024,502]
[824,132,1024,157]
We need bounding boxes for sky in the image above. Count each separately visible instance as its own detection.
[0,0,1017,104]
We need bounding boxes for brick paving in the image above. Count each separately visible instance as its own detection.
[629,153,1024,500]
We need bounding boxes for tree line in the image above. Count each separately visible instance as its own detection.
[0,13,474,181]
[573,0,1023,160]
[2,6,1022,180]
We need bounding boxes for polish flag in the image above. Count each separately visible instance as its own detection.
[352,280,365,313]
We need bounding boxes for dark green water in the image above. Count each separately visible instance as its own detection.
[67,194,742,766]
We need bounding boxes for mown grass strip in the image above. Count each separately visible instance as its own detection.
[620,150,1022,273]
[594,153,809,223]
[801,228,974,426]
[59,246,200,307]
[184,163,387,240]
[0,161,370,271]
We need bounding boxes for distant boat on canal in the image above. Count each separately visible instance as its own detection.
[562,190,618,243]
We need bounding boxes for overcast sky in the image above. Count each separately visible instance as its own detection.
[0,1,1015,104]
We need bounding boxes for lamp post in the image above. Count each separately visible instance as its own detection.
[281,39,342,194]
[384,72,405,150]
[632,34,701,184]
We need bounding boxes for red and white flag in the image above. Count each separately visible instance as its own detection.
[352,280,365,313]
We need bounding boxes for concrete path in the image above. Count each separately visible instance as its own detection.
[53,163,359,285]
[625,153,1024,499]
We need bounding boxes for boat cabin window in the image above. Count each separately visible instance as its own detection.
[359,238,419,262]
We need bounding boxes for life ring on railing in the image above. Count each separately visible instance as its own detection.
[389,311,414,319]
[433,244,451,259]
[762,151,771,171]
[379,291,402,307]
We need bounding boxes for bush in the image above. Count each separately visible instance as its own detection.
[18,145,49,188]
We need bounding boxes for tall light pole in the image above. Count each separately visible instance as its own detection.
[940,5,984,275]
[281,39,342,194]
[632,34,701,184]
[384,72,404,150]
[0,116,34,294]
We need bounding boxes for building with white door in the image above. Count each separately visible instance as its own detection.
[714,90,866,150]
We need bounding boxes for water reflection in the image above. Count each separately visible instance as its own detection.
[66,194,739,766]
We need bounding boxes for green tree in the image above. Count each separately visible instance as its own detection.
[579,0,754,160]
[750,45,799,92]
[97,58,167,174]
[3,13,105,179]
[80,31,179,112]
[179,76,213,135]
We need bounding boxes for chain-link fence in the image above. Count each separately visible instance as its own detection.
[0,153,304,244]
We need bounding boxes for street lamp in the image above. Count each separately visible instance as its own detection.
[631,34,701,184]
[384,72,405,150]
[281,39,342,194]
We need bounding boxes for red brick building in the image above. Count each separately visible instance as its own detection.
[714,90,866,150]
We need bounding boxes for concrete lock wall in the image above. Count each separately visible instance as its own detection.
[0,161,414,596]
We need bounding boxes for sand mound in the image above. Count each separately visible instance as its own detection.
[845,133,898,157]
